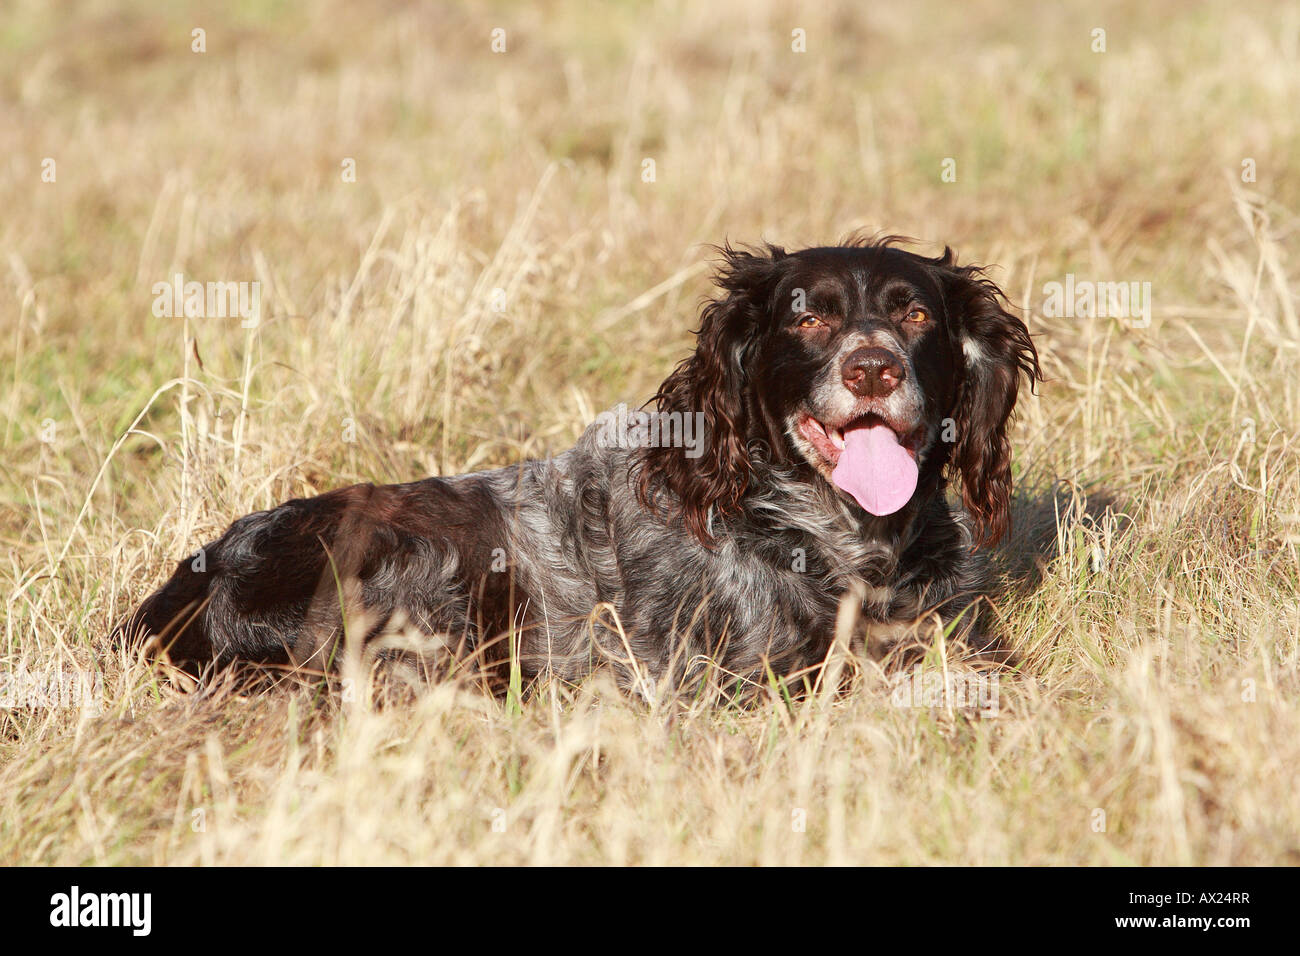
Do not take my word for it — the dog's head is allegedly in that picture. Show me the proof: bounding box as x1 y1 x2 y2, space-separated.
639 238 1041 546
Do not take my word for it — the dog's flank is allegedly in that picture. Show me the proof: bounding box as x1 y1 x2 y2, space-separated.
121 238 1041 692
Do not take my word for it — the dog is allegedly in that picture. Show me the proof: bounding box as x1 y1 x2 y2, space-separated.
121 237 1041 694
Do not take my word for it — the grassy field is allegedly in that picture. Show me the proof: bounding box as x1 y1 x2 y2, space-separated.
2 0 1298 865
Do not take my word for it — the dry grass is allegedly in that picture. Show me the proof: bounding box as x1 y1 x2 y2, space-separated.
2 0 1299 865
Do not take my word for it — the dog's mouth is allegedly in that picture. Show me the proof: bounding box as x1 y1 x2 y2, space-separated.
797 413 922 516
797 413 921 467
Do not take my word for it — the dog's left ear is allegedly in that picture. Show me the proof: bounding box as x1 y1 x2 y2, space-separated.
939 250 1042 546
638 243 786 544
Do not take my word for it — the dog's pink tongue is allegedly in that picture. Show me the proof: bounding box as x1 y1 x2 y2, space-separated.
831 424 918 516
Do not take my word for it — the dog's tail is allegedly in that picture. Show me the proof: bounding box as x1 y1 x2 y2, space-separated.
113 553 229 670
114 484 393 672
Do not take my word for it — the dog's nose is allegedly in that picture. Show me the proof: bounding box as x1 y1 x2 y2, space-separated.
841 347 906 397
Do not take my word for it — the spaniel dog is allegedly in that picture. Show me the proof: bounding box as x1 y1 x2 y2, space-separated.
122 238 1040 694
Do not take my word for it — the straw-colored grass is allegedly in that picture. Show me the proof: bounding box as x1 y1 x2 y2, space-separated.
2 0 1298 864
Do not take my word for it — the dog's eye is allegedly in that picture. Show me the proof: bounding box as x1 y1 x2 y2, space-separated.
904 307 929 323
796 313 825 329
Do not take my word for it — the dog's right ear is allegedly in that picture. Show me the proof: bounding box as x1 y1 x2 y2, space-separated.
638 243 786 543
938 251 1041 546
